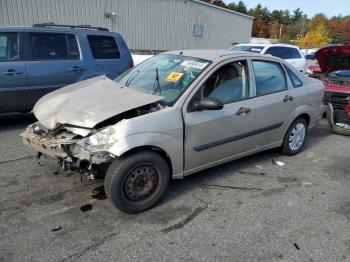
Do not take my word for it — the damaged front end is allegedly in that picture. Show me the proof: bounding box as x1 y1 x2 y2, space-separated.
20 75 164 177
20 122 115 178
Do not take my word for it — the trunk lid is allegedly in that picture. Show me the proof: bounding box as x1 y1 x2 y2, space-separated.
315 46 350 73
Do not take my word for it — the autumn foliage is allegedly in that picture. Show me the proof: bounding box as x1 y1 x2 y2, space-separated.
202 0 350 48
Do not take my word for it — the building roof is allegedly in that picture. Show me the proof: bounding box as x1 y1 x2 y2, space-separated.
191 0 254 20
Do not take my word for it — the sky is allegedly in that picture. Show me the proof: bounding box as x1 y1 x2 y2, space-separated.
223 0 349 18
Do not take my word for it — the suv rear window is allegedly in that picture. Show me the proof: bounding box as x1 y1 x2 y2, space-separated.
29 33 80 60
265 46 301 59
87 35 120 59
288 48 302 59
0 33 19 62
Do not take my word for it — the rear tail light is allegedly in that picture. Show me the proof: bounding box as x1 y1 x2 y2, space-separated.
346 103 350 116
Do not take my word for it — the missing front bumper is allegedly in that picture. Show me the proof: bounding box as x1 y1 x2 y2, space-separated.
20 125 113 164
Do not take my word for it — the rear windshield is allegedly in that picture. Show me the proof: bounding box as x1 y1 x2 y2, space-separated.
230 45 263 53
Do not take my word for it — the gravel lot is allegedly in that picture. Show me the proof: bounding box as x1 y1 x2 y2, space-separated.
0 113 349 262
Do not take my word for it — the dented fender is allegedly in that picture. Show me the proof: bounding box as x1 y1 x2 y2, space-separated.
107 132 184 177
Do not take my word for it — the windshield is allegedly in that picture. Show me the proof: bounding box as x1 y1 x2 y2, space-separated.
115 54 211 105
230 45 263 53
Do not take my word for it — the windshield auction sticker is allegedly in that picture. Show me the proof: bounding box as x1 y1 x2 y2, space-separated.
181 60 208 70
165 72 184 83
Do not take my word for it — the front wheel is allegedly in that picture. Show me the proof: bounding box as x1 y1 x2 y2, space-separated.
104 151 170 214
281 118 308 156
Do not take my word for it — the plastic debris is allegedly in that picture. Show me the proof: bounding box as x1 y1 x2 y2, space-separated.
272 159 285 167
302 181 313 187
51 226 61 232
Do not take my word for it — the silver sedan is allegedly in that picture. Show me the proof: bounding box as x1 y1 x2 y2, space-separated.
21 50 325 213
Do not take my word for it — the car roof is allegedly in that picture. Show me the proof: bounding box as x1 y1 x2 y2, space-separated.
0 26 118 36
234 43 300 49
162 49 271 61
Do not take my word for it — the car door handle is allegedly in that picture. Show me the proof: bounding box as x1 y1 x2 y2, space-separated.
68 66 86 72
3 69 24 76
236 107 251 115
283 95 294 102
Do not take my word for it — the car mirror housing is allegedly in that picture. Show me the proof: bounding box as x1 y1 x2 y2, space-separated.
191 97 223 112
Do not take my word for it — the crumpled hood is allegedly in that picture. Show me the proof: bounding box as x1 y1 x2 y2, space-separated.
316 46 350 73
34 75 163 130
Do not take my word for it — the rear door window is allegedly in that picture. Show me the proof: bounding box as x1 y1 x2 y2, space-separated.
29 33 80 60
0 33 19 62
87 35 120 59
252 60 287 95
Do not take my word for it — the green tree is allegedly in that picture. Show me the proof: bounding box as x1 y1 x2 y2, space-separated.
228 1 247 14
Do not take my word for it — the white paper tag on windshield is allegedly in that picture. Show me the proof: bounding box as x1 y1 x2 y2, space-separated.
181 60 208 69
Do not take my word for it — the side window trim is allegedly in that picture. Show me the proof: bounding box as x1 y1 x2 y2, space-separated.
251 59 288 97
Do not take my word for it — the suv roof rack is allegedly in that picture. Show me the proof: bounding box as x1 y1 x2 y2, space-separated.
32 23 109 31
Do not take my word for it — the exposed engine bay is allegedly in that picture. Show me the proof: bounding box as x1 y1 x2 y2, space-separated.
21 102 162 178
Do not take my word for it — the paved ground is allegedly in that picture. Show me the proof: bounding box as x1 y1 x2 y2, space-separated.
0 113 349 262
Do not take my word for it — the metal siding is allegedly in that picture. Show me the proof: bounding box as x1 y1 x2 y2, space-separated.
0 0 252 50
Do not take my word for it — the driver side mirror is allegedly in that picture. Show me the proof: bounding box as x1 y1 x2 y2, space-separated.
190 97 224 112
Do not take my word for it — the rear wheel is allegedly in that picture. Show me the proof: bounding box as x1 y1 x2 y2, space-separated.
104 151 170 214
281 117 308 155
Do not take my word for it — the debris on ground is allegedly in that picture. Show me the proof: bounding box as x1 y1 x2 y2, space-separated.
51 226 61 232
272 159 286 167
238 171 265 176
90 185 107 200
199 184 263 191
293 243 300 250
80 204 93 212
302 181 313 187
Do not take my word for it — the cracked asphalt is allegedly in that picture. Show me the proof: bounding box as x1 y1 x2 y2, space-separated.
0 113 349 262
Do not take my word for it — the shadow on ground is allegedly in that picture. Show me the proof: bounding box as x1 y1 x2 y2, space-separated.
0 113 36 130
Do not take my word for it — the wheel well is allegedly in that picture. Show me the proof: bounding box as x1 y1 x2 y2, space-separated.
297 113 310 126
119 146 173 175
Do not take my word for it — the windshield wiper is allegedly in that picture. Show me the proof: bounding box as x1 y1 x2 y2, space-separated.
152 68 161 95
125 69 139 87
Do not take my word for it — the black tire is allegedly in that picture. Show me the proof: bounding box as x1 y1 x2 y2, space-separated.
281 117 308 156
104 151 170 214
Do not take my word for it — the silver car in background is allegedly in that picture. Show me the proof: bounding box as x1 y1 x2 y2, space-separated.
21 50 324 213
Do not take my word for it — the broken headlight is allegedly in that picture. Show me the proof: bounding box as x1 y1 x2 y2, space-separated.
77 127 117 152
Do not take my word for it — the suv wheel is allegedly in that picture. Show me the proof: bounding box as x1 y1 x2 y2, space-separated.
281 118 308 155
104 151 170 214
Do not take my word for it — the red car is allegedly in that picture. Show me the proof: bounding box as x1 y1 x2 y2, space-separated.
307 46 350 135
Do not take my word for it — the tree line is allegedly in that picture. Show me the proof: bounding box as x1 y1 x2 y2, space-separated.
202 0 350 48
